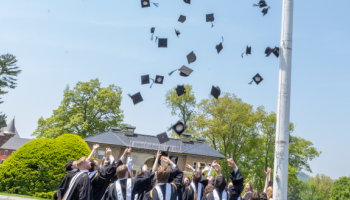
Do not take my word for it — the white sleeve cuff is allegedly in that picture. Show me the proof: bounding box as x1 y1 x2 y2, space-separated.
192 169 196 173
109 156 115 165
234 167 239 173
172 164 177 170
119 156 124 163
207 166 213 177
127 157 133 171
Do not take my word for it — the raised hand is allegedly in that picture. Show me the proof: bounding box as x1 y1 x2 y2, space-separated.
226 158 237 169
211 160 218 167
186 164 194 171
127 147 132 155
202 165 211 173
264 167 272 175
214 164 221 174
160 156 174 165
156 150 162 158
93 144 99 150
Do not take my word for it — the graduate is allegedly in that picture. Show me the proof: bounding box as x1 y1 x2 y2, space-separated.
101 163 152 200
54 160 79 200
182 171 205 200
227 158 244 200
63 157 93 200
89 147 130 200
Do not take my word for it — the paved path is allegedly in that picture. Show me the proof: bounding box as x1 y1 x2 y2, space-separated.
0 195 36 200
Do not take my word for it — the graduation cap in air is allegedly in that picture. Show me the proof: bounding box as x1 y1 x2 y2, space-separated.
156 38 168 48
176 85 186 96
155 75 164 84
206 14 215 28
157 132 170 144
141 0 150 8
211 86 221 99
169 120 187 135
168 66 193 77
187 51 197 64
253 0 268 8
150 27 156 40
128 92 143 104
174 29 181 38
183 0 190 4
178 15 186 23
265 46 279 58
169 155 178 165
216 37 224 54
249 73 263 85
141 75 150 85
262 7 271 16
242 46 252 58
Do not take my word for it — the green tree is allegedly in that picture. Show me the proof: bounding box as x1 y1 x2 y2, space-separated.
32 79 125 138
330 176 350 200
306 174 333 200
0 134 91 196
0 112 6 126
0 54 22 104
165 84 196 137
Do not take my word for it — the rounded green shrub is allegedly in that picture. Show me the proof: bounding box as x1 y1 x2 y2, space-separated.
0 134 91 195
330 176 350 200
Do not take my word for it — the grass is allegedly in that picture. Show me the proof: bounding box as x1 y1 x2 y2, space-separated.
0 192 49 200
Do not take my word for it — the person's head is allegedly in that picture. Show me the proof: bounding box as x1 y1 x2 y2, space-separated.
64 160 77 171
89 159 99 172
183 176 190 186
156 165 171 184
77 157 91 171
207 176 215 185
249 191 260 200
245 182 253 192
267 186 273 200
227 182 233 189
116 165 129 179
214 176 226 191
192 171 202 184
204 185 214 195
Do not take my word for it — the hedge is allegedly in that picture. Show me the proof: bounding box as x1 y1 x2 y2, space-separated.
0 134 91 196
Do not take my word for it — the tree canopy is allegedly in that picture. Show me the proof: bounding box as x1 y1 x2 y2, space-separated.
32 79 125 138
0 54 22 104
330 176 350 200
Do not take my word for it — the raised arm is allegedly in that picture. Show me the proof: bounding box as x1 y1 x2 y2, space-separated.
152 150 161 173
202 165 211 176
87 144 99 160
263 167 271 193
185 164 195 173
227 158 244 200
126 148 133 172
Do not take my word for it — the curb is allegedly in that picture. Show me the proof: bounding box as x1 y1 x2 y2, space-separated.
0 195 36 200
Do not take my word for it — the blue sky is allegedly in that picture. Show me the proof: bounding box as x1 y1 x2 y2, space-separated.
1 0 349 179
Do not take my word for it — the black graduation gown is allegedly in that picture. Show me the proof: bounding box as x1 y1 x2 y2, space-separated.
54 170 80 200
182 182 205 200
228 169 244 200
144 183 178 200
242 193 251 200
69 173 93 200
135 169 155 200
91 160 120 200
168 165 184 200
201 189 228 200
101 170 152 200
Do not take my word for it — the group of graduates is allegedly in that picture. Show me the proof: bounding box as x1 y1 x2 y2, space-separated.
54 144 273 200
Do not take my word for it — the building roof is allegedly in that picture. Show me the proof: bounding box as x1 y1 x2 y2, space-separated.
84 131 225 158
0 137 31 150
3 119 16 135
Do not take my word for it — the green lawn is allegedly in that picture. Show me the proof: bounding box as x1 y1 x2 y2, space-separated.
0 192 50 200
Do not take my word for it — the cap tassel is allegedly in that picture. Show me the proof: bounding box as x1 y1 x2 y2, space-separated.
150 78 155 88
168 69 178 76
241 53 244 58
127 94 133 99
248 80 254 85
253 3 259 7
211 22 214 28
151 33 154 40
152 2 159 7
155 36 158 44
222 36 224 43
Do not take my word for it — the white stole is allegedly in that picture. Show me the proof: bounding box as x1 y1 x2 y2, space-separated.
63 172 84 200
190 182 202 200
155 183 172 200
213 189 227 200
115 179 132 200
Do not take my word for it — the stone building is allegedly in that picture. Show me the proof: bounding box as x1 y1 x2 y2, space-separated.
0 119 21 147
84 127 224 176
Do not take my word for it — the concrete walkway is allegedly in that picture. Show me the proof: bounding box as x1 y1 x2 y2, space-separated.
0 195 36 200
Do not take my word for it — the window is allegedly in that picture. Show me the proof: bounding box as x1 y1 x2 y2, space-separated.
193 162 197 170
208 163 211 167
3 150 8 156
200 163 206 170
97 150 105 159
0 159 4 165
4 135 8 141
12 151 15 155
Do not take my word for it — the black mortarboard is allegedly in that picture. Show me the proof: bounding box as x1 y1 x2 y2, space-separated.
206 14 215 27
179 66 193 77
176 85 186 96
211 86 221 99
64 160 74 171
141 0 150 8
150 27 155 40
273 46 279 58
187 51 197 64
253 0 268 8
252 73 263 85
169 156 178 165
246 46 251 55
158 38 167 48
265 47 274 57
155 75 164 84
170 120 187 135
216 43 223 54
128 92 143 104
262 7 270 16
141 75 150 85
175 29 181 38
178 15 186 23
157 132 169 144
183 0 190 4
